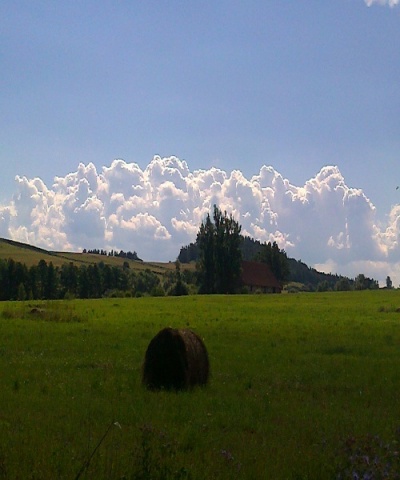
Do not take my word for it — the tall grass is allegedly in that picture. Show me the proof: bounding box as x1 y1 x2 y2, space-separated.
0 291 399 478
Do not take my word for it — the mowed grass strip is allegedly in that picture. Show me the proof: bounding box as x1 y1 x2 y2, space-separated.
0 291 399 479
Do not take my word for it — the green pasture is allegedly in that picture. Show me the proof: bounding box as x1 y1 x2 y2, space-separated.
0 291 400 479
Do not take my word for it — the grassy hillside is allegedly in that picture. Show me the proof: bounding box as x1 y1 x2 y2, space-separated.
0 290 400 478
0 238 59 267
0 237 178 275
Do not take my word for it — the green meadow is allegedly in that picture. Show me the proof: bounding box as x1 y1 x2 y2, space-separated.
0 290 400 479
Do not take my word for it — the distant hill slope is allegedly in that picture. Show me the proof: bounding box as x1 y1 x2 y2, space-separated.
0 238 55 255
0 238 177 275
0 238 59 267
286 257 352 290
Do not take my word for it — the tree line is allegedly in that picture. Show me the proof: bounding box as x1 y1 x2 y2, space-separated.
0 258 166 301
82 248 142 261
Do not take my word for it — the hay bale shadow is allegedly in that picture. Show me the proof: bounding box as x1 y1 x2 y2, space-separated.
142 328 209 391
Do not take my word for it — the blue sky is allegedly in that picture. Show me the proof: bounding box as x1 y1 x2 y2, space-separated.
1 0 400 283
2 1 399 206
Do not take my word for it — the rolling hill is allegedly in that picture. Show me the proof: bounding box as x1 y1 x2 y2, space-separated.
0 237 177 276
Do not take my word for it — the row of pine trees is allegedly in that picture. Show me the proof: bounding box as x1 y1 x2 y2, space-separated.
0 258 163 301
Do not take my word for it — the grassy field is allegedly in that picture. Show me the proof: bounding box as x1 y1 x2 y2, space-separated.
0 290 400 479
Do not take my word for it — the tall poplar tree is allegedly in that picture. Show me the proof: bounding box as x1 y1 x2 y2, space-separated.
196 205 242 294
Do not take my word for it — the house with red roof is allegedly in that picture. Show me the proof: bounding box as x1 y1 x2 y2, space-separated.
240 260 282 293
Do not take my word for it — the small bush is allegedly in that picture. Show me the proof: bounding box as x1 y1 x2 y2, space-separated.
130 424 192 480
168 281 189 296
378 305 400 313
336 429 400 479
1 302 86 323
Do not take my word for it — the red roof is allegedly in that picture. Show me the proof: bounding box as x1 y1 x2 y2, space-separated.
241 261 282 292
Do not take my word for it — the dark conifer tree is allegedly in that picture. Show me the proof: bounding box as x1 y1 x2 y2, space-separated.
196 205 242 294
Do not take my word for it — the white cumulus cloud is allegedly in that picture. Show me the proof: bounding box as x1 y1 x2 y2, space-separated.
0 155 399 285
364 0 399 6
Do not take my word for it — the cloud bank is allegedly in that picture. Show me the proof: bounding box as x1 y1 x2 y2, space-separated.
0 156 399 285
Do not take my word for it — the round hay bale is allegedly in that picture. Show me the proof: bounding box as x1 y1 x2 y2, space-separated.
142 327 209 391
